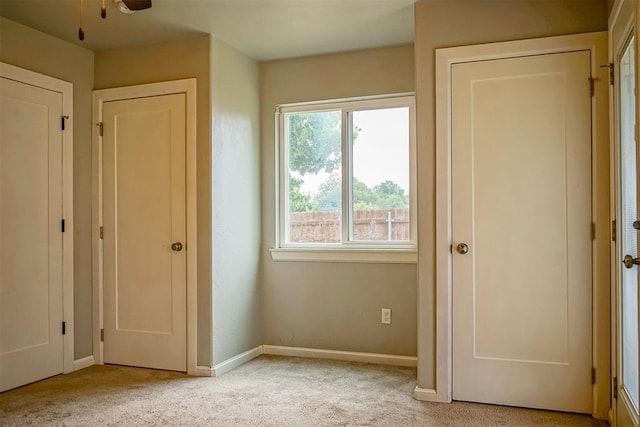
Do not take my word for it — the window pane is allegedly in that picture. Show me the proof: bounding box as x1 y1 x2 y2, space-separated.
285 110 342 243
619 36 638 410
351 107 410 241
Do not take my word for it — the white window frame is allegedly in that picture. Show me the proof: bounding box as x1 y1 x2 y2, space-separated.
271 94 417 264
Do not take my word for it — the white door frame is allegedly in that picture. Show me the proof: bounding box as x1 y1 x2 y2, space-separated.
414 32 610 419
92 79 197 375
0 62 74 375
609 0 638 425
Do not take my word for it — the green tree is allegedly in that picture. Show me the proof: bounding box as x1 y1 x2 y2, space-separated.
287 111 341 175
287 110 373 210
288 174 315 212
373 180 405 197
313 175 408 211
314 174 342 211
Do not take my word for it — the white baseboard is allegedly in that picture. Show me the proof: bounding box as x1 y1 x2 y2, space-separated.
262 345 417 367
414 386 450 403
195 366 215 377
212 345 264 377
73 355 95 371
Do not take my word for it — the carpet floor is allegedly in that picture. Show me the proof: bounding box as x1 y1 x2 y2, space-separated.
0 355 608 426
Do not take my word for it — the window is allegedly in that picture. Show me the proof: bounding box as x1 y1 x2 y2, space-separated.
275 95 416 257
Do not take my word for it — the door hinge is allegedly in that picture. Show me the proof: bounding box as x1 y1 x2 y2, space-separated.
591 222 596 241
61 115 69 131
591 367 596 385
100 328 104 342
62 321 66 335
601 63 614 86
61 219 66 233
98 122 104 137
613 376 618 399
589 77 595 97
99 226 104 239
612 220 617 242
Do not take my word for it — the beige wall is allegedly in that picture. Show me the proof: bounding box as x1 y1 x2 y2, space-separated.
210 37 262 364
0 18 95 359
94 35 213 365
414 0 609 389
260 44 418 356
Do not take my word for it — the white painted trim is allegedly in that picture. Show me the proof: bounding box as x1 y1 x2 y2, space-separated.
213 346 264 377
195 366 214 377
0 62 75 376
609 2 638 425
91 87 102 365
92 79 198 375
262 345 417 367
427 32 610 415
620 389 640 427
73 355 95 371
413 387 442 402
276 94 417 251
609 407 616 427
269 248 417 264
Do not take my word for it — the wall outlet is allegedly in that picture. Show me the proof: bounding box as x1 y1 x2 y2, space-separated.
381 308 391 324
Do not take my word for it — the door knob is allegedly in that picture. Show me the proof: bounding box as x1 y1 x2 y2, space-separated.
171 242 183 252
456 243 469 255
622 254 640 269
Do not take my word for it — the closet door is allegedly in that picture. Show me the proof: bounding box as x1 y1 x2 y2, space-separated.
0 76 64 392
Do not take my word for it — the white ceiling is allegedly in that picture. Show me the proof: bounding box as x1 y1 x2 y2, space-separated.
0 0 416 60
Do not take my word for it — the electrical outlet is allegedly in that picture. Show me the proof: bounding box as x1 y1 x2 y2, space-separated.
381 308 391 324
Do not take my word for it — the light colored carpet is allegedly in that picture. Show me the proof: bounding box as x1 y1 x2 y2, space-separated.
0 355 607 426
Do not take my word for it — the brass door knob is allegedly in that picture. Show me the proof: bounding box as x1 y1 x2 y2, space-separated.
456 243 469 255
171 242 183 252
622 254 640 269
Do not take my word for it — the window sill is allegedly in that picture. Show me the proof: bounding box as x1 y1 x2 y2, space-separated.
269 248 417 264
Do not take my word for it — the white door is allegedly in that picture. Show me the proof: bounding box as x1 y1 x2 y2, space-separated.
611 1 639 425
102 93 187 372
0 77 64 391
451 51 593 413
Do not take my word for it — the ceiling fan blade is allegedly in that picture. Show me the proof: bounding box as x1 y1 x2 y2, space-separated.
122 0 152 11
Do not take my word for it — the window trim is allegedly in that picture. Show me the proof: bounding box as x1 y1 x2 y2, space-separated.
274 93 417 259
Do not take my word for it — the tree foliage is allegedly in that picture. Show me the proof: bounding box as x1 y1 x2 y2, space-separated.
288 174 315 212
286 110 407 213
373 180 405 197
308 175 408 212
287 111 341 175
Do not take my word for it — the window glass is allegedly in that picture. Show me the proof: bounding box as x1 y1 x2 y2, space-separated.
280 96 414 248
285 110 341 243
351 107 410 241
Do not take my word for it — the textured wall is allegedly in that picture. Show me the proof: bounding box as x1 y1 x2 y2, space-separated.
260 44 418 357
210 36 262 365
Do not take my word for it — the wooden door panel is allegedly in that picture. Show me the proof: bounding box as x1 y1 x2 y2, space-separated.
103 93 186 372
452 51 592 413
0 77 64 391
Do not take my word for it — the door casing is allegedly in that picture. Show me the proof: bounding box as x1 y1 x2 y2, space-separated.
609 0 639 425
0 62 74 378
414 32 611 420
92 79 197 375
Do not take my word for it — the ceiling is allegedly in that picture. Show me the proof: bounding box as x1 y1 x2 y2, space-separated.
0 0 416 61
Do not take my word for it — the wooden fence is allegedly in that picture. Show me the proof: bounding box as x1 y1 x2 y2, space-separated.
289 208 409 243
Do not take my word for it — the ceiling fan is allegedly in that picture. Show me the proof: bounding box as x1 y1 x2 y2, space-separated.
79 0 152 40
113 0 153 14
